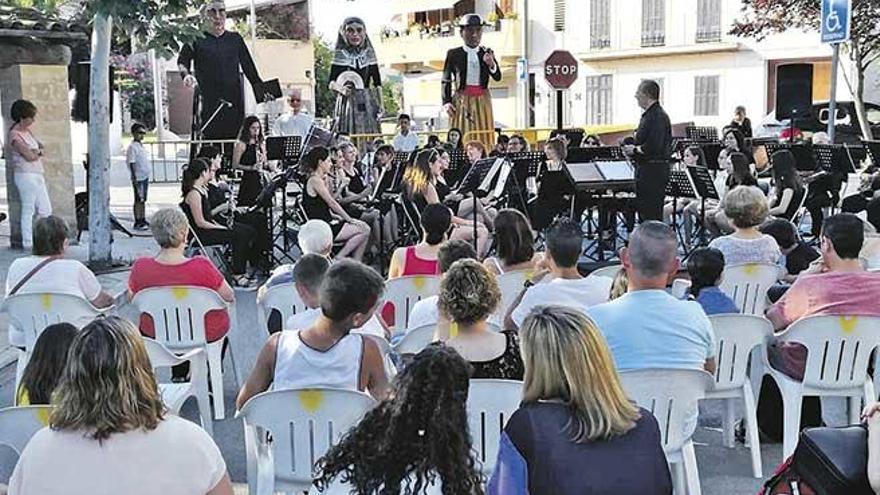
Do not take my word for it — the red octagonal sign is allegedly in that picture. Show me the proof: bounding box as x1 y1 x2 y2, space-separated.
544 50 579 89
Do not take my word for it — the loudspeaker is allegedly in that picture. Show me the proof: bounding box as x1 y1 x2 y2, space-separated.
71 62 115 123
775 64 813 121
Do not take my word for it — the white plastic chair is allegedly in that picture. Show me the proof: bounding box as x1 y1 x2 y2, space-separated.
706 315 773 478
256 282 308 333
131 286 238 421
236 388 377 495
2 292 111 388
587 264 622 280
142 338 213 437
763 315 880 459
393 324 436 355
467 379 523 477
384 275 441 334
493 270 532 322
619 369 713 495
718 263 783 315
0 405 53 457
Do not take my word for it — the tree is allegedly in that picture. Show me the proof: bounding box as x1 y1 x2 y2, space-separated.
112 54 155 130
313 37 336 119
81 0 205 268
731 0 880 140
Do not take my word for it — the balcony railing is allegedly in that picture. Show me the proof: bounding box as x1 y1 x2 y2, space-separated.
641 33 665 47
696 27 722 43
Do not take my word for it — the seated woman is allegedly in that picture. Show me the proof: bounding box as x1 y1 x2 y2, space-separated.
686 247 739 315
300 147 371 261
388 203 450 278
666 145 707 244
768 149 806 222
8 317 233 495
335 141 383 249
181 159 260 286
16 323 77 406
708 185 782 266
508 134 529 153
529 139 575 232
581 134 602 147
488 306 672 495
437 259 523 380
484 208 542 275
231 116 275 207
444 127 463 152
403 148 489 257
313 344 482 494
440 145 496 230
5 216 113 348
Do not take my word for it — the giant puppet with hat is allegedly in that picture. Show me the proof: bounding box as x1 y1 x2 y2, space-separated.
441 14 502 150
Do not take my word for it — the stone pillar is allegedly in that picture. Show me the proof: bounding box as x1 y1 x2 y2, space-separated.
0 64 76 247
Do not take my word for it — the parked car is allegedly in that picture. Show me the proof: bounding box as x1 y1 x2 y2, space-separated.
754 101 880 144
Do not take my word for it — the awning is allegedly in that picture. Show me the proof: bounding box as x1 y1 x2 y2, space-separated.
393 0 457 14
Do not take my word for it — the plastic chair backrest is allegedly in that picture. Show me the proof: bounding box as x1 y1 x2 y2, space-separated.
494 270 532 319
142 338 189 369
618 369 712 453
588 264 622 280
237 388 376 487
708 315 773 391
719 263 782 315
393 324 436 355
0 406 53 456
777 315 880 390
3 292 102 351
384 275 441 331
131 286 226 349
257 282 308 333
467 379 523 474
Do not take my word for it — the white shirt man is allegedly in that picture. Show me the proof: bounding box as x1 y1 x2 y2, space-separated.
392 115 419 152
273 89 313 138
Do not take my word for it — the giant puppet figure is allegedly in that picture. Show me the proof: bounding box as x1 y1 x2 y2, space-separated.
441 14 501 149
177 0 270 141
330 17 383 135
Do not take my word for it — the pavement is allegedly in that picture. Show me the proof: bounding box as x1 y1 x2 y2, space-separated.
0 156 785 494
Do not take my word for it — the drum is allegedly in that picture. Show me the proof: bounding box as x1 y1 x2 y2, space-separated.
302 125 336 155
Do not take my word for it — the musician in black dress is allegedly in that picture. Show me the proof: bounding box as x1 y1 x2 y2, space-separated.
232 116 275 207
529 139 574 232
300 147 371 261
623 80 672 222
335 141 383 248
180 159 260 286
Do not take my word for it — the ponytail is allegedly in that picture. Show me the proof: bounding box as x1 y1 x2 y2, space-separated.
181 158 209 197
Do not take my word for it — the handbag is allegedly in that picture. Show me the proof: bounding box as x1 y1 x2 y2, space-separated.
793 425 873 495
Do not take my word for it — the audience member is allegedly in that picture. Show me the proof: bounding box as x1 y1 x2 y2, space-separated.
760 218 819 278
686 247 739 315
588 221 716 373
407 240 478 332
388 203 450 278
863 402 880 494
392 114 419 152
5 216 113 348
8 317 233 495
488 307 672 495
766 214 880 380
263 219 334 290
506 219 611 330
16 323 77 406
237 260 390 406
708 186 781 266
438 259 523 380
608 268 628 300
484 208 542 275
126 123 150 230
7 99 52 250
313 344 482 494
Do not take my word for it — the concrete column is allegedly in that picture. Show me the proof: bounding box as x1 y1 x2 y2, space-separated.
0 64 76 247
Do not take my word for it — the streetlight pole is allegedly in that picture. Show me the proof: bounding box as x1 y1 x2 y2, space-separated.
519 0 529 128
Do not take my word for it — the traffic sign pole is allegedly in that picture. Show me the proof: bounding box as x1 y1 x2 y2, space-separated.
556 90 564 131
821 0 851 143
828 44 839 142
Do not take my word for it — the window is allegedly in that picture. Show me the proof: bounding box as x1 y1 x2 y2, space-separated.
641 0 665 47
694 76 720 116
585 75 613 125
696 0 722 43
590 0 611 48
554 0 566 32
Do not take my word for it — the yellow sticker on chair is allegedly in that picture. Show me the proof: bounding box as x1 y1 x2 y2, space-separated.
743 264 758 276
412 276 426 291
839 316 858 334
171 287 189 300
449 322 459 339
298 390 324 413
40 294 52 310
34 408 51 427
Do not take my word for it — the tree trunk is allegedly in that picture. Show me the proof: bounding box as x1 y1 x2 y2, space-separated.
850 40 875 140
88 11 114 268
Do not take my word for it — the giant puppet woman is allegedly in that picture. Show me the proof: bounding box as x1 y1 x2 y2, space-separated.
330 17 383 135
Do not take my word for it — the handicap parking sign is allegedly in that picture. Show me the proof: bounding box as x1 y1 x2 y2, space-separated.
821 0 851 44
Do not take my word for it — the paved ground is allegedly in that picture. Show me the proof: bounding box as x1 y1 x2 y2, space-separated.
0 157 785 494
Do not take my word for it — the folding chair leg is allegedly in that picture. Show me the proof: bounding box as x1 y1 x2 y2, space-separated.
682 441 702 495
743 381 763 478
207 343 226 420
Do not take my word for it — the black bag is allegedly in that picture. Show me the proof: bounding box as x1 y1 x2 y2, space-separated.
792 425 873 495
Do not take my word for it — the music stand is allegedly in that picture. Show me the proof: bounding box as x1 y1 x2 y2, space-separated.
457 157 499 251
766 143 818 172
686 165 719 248
686 126 719 141
864 140 880 169
666 170 698 252
266 136 302 170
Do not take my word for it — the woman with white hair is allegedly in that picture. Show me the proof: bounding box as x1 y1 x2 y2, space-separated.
708 185 781 266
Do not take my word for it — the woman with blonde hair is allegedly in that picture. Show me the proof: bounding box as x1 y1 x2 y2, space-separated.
488 306 672 495
8 316 232 495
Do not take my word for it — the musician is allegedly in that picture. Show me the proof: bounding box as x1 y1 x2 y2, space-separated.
442 14 501 151
371 144 400 244
272 88 313 138
177 0 270 142
336 141 382 249
623 80 672 222
529 138 574 231
232 116 274 207
437 148 495 229
330 17 383 135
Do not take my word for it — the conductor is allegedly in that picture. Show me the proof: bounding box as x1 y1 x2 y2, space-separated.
623 80 671 222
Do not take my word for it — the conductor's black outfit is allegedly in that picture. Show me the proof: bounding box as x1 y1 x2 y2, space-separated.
633 101 672 222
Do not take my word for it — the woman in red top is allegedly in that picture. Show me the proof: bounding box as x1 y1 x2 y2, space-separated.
387 203 451 278
128 207 235 344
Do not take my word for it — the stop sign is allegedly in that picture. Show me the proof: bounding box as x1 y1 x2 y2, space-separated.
544 50 579 89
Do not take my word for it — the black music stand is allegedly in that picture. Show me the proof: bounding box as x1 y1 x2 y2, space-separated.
506 151 545 219
814 144 854 175
686 165 719 249
766 143 818 172
266 135 302 169
686 126 719 141
444 149 469 188
248 169 297 265
864 140 880 169
666 170 698 253
457 157 498 252
573 146 626 162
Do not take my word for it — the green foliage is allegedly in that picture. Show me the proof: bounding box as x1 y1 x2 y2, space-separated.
111 54 155 130
85 0 208 58
313 37 336 119
382 82 401 116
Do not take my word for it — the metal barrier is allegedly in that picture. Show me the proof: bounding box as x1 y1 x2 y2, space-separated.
144 139 236 183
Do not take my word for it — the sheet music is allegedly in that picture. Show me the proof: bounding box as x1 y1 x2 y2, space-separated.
596 161 634 181
492 161 513 199
477 158 504 194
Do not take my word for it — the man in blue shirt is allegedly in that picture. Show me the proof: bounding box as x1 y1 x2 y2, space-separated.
588 221 716 373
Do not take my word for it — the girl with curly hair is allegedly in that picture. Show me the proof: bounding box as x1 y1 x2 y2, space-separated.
313 343 484 494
